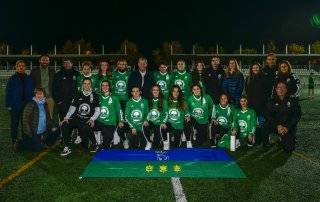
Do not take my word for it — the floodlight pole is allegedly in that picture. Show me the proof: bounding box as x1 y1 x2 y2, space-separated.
30 45 33 70
78 44 81 69
6 45 9 70
54 45 57 71
170 44 173 71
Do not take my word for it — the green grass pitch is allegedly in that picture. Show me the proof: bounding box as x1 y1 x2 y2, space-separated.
0 88 319 201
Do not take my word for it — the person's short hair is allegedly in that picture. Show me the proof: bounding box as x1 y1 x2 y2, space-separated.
15 60 26 66
275 81 288 89
39 54 50 60
34 87 46 96
82 77 92 84
266 53 276 58
62 58 73 63
82 61 93 69
138 57 148 63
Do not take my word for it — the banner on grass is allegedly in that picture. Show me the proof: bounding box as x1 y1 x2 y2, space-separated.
81 148 246 178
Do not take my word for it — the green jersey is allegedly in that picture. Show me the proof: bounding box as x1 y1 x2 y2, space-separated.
94 74 112 93
153 71 171 98
171 70 192 98
97 94 123 126
211 104 235 129
125 97 149 131
187 95 213 124
112 70 131 101
76 74 98 92
308 76 314 88
147 98 168 125
167 100 189 130
232 108 256 138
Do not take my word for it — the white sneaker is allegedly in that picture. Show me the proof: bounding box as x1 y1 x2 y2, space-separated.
123 139 129 149
60 146 71 157
187 141 193 148
163 141 170 150
145 142 152 150
74 136 82 144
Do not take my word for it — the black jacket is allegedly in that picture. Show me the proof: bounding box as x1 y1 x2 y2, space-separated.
127 70 155 99
203 67 225 103
52 68 79 104
274 73 301 98
30 66 56 97
265 95 301 131
245 73 266 116
261 65 277 100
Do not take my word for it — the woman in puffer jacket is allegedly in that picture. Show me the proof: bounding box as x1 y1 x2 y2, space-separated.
222 58 244 105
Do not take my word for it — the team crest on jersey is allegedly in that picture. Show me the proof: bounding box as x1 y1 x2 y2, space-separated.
78 103 91 116
287 102 291 107
286 78 291 83
116 80 126 92
239 120 247 132
73 76 76 80
169 109 180 121
217 116 227 125
157 80 167 90
100 107 109 119
149 109 160 121
193 108 204 118
247 115 250 119
175 79 185 88
131 110 142 122
218 74 222 79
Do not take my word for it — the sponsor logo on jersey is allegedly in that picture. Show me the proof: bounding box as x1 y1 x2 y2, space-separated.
116 80 126 92
78 103 91 116
192 108 204 118
149 109 160 121
131 110 142 122
217 116 228 125
239 120 248 133
287 102 291 107
100 107 109 119
287 78 291 83
168 109 180 121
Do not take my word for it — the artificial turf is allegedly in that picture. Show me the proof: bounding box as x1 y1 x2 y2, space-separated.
0 89 319 201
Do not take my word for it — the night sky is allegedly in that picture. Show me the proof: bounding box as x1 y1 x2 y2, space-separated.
1 0 320 55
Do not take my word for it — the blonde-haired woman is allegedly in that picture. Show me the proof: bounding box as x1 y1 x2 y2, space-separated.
222 58 244 105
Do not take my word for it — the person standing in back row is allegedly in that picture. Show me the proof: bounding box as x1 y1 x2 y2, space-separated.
30 55 55 118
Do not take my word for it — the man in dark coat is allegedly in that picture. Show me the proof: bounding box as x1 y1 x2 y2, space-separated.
6 60 34 148
127 57 155 99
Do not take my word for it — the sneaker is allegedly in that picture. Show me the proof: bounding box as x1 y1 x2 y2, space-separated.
210 139 217 148
163 141 170 150
123 139 129 149
247 142 254 147
145 142 152 150
187 141 193 148
90 145 99 153
60 146 71 157
74 136 82 144
236 139 241 148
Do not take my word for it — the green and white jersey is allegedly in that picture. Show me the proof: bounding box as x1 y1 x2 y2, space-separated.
211 104 235 129
153 71 171 98
125 97 149 131
97 93 123 126
112 70 131 101
94 74 112 93
76 73 98 92
232 108 257 138
171 70 192 98
167 100 189 130
187 94 213 124
147 98 168 125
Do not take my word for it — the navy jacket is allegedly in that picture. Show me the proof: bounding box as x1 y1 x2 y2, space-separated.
6 73 34 111
222 72 244 105
127 70 155 99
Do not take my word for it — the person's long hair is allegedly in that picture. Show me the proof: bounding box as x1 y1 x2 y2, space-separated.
149 84 163 111
168 85 186 111
225 58 241 77
190 83 204 105
98 60 112 80
192 60 205 84
277 60 293 76
246 62 262 86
